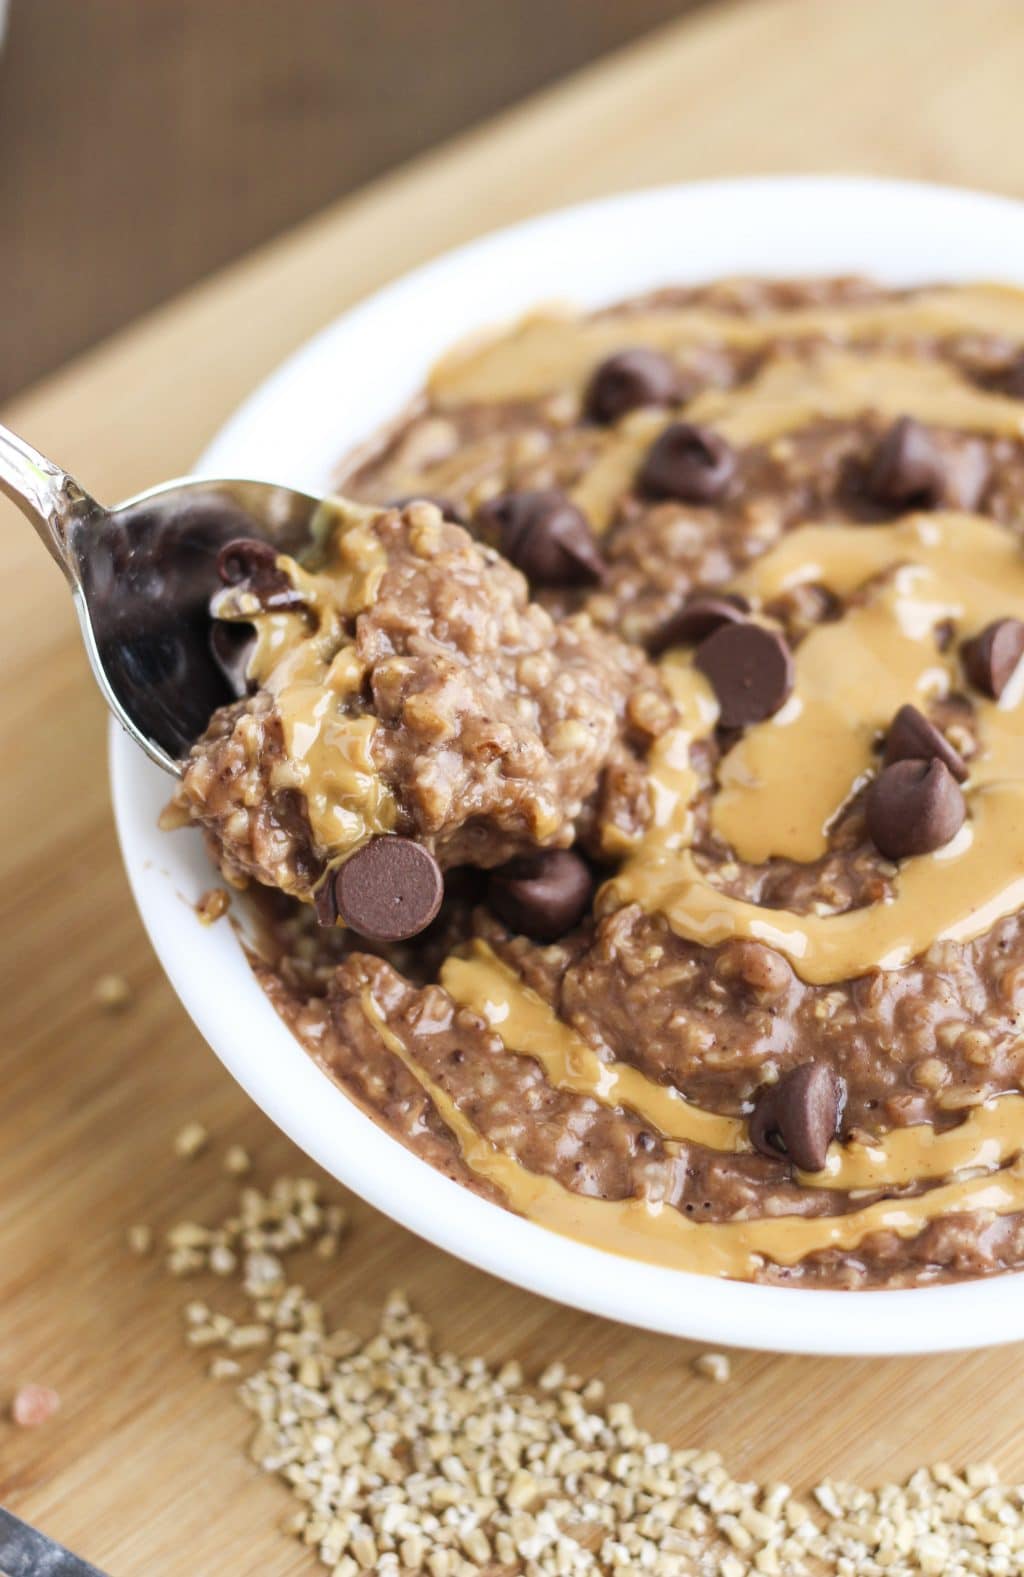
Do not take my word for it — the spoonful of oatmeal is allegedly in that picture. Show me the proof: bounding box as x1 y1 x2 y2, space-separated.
3 423 667 940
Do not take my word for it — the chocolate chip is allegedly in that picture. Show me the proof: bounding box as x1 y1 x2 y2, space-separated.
487 849 594 942
961 618 1024 699
217 537 277 584
215 536 304 611
866 758 966 860
865 418 946 509
648 593 750 654
389 493 468 525
883 703 967 782
332 837 443 941
637 422 737 504
750 1062 845 1173
865 417 988 512
694 622 794 728
209 620 257 699
475 490 605 586
584 348 681 424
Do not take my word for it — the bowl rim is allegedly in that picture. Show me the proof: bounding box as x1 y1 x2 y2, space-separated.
112 174 1024 1353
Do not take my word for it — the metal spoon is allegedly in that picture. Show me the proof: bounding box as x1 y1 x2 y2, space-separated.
0 422 321 775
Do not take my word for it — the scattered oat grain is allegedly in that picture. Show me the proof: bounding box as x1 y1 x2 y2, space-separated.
174 1121 209 1160
93 972 131 1010
209 1357 242 1382
223 1144 251 1176
126 1223 152 1256
692 1352 732 1384
209 1244 238 1276
167 1247 204 1277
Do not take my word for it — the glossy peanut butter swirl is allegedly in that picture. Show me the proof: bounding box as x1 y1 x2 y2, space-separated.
364 989 1024 1279
223 500 397 857
373 286 1024 1279
440 943 1024 1193
610 512 1024 982
428 284 1024 406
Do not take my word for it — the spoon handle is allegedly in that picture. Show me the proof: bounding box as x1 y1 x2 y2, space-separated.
0 422 99 577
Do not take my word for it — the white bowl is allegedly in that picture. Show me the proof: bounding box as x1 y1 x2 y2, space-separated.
112 176 1024 1354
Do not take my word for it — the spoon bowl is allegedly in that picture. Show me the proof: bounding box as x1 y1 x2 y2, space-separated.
0 424 321 771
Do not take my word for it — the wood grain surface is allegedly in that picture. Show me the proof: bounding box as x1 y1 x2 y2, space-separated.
5 1 1024 1572
0 0 698 400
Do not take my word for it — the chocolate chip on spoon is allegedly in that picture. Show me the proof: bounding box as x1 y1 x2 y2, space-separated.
215 536 305 610
648 593 749 654
961 617 1024 699
637 421 737 504
584 348 681 424
865 416 988 512
749 1062 846 1173
694 622 794 728
331 836 444 941
217 536 278 584
475 490 605 587
487 849 594 942
866 758 966 860
883 702 967 782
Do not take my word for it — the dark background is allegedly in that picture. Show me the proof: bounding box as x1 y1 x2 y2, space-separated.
1 0 700 402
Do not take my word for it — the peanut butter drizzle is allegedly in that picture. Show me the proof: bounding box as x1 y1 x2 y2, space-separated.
716 514 1024 863
362 991 1024 1277
814 1096 1024 1190
563 353 1024 536
440 940 1024 1193
568 410 665 533
427 285 1024 407
606 512 1024 986
396 430 521 508
688 351 1024 447
440 942 744 1152
614 812 1024 985
221 500 398 859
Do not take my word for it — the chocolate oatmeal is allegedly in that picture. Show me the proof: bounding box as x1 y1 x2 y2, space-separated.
172 277 1024 1289
172 501 667 928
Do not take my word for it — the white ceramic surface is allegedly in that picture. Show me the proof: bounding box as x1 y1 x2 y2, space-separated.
112 177 1024 1354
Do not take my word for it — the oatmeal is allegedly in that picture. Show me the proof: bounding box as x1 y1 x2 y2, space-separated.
173 500 666 936
172 277 1024 1289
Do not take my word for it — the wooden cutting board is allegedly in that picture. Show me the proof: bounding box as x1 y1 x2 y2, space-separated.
6 1 1024 1570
